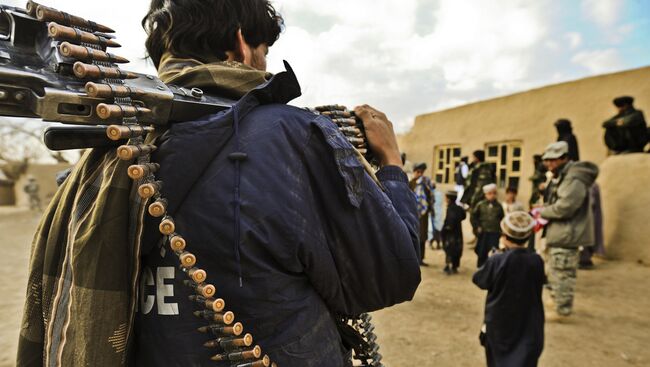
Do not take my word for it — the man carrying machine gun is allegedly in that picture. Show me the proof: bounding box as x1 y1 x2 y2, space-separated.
14 0 421 366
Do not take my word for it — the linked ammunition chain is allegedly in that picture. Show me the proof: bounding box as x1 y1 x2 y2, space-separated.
308 105 378 166
342 314 384 367
26 1 275 365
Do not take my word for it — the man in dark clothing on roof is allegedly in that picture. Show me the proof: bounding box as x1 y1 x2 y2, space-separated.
603 96 648 154
554 119 580 161
135 1 421 366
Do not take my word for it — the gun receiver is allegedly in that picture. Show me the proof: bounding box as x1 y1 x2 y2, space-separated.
0 3 234 130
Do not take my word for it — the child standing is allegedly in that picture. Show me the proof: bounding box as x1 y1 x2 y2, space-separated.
471 184 505 268
473 211 545 367
503 187 525 214
472 184 505 268
441 190 466 274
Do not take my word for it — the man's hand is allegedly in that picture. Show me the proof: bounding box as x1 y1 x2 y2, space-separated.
354 105 402 167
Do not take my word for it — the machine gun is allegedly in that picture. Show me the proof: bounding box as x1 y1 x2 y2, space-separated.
0 2 383 366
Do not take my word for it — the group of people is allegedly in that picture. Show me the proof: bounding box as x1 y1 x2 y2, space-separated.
409 148 525 272
406 97 640 366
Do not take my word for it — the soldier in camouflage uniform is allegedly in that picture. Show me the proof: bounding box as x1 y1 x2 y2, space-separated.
23 176 41 211
539 142 598 321
462 150 496 240
462 150 495 209
472 184 505 268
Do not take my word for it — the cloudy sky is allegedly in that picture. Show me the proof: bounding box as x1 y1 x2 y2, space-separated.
5 0 650 132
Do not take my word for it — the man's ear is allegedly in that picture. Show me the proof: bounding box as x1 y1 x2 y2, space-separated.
234 29 253 66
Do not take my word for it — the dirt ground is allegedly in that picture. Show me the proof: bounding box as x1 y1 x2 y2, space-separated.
1 209 649 367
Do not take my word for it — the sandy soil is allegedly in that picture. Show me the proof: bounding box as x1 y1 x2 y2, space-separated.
1 209 649 367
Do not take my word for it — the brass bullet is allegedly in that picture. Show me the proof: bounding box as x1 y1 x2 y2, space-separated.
203 333 253 349
187 268 207 283
188 296 225 312
59 42 128 63
128 163 160 180
86 82 145 99
138 181 161 199
211 345 262 361
148 198 168 217
73 62 137 80
198 322 243 337
183 280 217 298
35 4 114 33
234 355 271 367
169 235 186 252
106 125 153 141
48 23 120 48
159 216 175 235
178 251 196 268
97 103 151 120
116 144 156 161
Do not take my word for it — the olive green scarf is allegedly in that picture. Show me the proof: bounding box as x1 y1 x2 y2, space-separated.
158 53 272 99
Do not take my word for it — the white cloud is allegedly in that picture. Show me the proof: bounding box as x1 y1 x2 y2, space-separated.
565 32 583 49
269 0 549 131
581 0 623 27
571 48 624 73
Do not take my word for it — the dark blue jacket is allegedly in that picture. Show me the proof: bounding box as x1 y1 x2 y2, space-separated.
135 66 421 366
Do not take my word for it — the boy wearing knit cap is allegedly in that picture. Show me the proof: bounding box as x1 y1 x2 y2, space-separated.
473 211 545 367
472 183 505 268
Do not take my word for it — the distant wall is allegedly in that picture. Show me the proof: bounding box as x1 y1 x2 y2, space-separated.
599 154 650 264
400 66 650 202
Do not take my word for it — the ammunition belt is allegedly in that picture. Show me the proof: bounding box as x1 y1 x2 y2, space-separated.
27 1 275 365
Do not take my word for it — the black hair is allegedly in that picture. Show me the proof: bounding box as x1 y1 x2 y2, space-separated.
613 96 634 108
142 0 284 68
554 119 572 134
505 235 529 245
473 150 485 162
506 187 518 194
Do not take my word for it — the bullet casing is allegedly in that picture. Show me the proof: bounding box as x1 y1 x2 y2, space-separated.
159 217 175 235
116 144 156 161
35 4 114 32
128 163 160 180
211 345 262 361
186 268 207 283
137 181 162 199
59 42 128 63
148 198 168 217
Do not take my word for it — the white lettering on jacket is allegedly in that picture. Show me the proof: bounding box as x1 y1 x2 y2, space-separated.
140 266 179 316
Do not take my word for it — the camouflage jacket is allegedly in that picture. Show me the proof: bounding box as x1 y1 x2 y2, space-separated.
471 199 505 234
461 162 496 207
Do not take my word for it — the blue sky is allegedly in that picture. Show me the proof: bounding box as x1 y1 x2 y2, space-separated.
4 0 650 132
